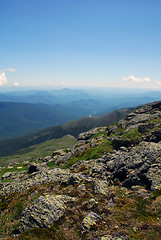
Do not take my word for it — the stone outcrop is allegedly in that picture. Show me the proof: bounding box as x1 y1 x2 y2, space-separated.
0 100 161 239
0 168 85 196
105 141 161 190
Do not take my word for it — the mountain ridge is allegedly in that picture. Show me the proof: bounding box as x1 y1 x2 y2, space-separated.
1 88 161 140
0 107 135 157
0 100 161 239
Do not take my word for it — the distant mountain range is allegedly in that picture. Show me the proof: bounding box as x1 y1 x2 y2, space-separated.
0 100 105 140
0 88 161 140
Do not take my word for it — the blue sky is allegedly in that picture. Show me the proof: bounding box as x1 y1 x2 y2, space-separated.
0 0 161 89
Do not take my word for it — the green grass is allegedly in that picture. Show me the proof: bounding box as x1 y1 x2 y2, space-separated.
0 135 76 167
122 128 142 142
47 161 58 168
13 202 23 220
90 130 108 139
0 164 28 180
63 140 113 169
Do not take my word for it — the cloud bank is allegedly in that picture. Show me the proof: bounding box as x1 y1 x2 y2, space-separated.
122 75 161 88
7 68 16 72
13 82 20 86
123 75 151 83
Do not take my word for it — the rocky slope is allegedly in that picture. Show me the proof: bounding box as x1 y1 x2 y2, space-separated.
0 101 161 240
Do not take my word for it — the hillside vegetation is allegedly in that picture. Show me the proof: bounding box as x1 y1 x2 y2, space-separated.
0 107 135 157
0 100 108 140
0 135 76 168
0 101 161 240
1 88 161 140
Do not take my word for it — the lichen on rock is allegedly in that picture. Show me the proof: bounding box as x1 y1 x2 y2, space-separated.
81 211 101 233
20 194 76 232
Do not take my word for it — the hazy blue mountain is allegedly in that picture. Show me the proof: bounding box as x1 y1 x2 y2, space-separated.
0 107 135 157
0 88 161 140
0 89 91 104
0 100 103 140
1 88 161 106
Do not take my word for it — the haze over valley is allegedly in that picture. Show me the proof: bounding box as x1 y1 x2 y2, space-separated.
0 88 161 141
0 1 161 239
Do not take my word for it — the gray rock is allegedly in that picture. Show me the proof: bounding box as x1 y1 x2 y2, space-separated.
2 172 14 180
86 198 98 209
146 162 161 191
81 211 101 233
52 150 66 158
42 156 52 162
54 152 72 165
99 235 129 240
105 141 161 190
23 161 30 166
151 101 161 110
1 171 26 181
28 190 38 199
28 164 39 174
61 174 82 186
2 172 13 179
107 126 118 136
117 113 152 130
152 130 161 141
138 123 157 133
111 137 132 149
0 168 85 196
20 194 76 232
94 179 109 195
78 127 107 141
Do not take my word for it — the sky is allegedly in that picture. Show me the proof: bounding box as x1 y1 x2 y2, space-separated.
0 0 161 89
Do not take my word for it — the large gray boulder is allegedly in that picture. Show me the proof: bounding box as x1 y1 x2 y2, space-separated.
20 194 76 232
105 141 161 190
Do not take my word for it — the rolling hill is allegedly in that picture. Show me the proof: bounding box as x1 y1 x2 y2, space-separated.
0 107 135 157
0 88 161 140
0 99 111 140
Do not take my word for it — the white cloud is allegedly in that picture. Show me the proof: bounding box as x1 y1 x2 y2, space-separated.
61 81 67 85
0 68 17 86
123 75 152 83
13 82 20 86
154 81 161 85
0 72 8 86
7 68 16 72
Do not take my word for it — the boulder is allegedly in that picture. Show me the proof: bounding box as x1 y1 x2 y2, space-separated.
138 123 156 133
55 152 72 165
20 195 76 232
151 101 161 110
78 127 106 141
1 171 26 180
111 137 132 149
105 141 161 190
27 164 39 174
117 112 152 131
2 172 14 180
146 163 161 191
152 130 161 141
